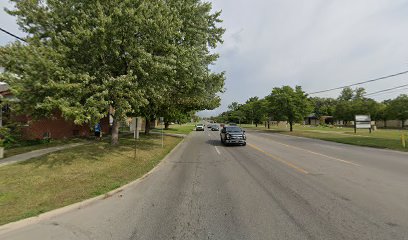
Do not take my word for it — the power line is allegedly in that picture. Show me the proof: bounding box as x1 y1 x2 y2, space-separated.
364 86 408 97
0 27 26 43
363 83 408 97
366 87 408 97
308 70 408 95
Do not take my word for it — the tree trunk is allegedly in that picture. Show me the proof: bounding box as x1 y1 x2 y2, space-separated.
111 117 120 145
255 123 258 127
145 118 151 135
384 119 387 128
289 121 293 132
402 120 405 129
165 122 170 130
268 121 270 129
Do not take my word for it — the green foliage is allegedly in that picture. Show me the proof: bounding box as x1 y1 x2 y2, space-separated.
228 102 240 112
241 97 267 125
387 94 408 127
0 123 22 147
310 97 337 118
266 86 312 131
0 0 225 144
333 87 381 123
334 100 354 122
337 87 354 101
219 87 407 130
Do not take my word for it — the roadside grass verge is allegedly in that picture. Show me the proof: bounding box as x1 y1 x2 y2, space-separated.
241 124 408 152
0 134 182 226
284 130 408 152
4 138 88 158
152 124 195 135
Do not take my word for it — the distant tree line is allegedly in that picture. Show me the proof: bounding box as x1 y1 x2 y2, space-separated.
214 86 408 131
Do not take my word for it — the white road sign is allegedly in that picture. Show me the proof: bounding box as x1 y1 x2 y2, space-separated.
355 115 371 122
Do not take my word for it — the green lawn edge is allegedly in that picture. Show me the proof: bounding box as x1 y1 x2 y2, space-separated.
0 134 183 226
241 124 408 152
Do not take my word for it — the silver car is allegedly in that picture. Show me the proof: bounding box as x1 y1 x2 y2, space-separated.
196 123 205 131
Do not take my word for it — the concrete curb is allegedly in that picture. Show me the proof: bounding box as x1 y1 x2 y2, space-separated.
0 137 187 235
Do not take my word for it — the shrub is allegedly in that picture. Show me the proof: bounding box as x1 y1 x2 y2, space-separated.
0 123 23 148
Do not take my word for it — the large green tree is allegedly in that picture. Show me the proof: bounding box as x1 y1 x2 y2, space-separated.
376 100 392 128
310 97 337 119
139 0 225 134
0 0 225 144
334 87 354 124
334 87 381 125
241 97 267 127
266 86 311 132
388 94 408 128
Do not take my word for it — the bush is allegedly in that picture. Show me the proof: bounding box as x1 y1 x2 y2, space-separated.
0 123 23 148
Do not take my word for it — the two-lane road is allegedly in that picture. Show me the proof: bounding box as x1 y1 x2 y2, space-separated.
1 127 407 239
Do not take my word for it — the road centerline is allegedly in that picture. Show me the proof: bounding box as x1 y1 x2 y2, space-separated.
256 133 361 167
248 143 309 175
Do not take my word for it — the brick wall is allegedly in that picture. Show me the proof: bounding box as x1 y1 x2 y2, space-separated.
20 115 91 140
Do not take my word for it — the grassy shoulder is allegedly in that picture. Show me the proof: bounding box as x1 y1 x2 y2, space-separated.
4 138 88 158
241 124 408 152
0 134 182 226
152 124 195 135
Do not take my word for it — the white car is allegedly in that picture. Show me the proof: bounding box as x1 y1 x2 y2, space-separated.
196 124 205 131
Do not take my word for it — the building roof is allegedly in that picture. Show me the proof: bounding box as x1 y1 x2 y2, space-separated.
305 114 334 119
306 113 317 119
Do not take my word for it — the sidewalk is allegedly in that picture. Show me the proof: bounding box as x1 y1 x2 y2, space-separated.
150 131 188 138
0 143 85 167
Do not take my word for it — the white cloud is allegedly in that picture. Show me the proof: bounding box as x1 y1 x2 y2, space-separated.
199 0 408 117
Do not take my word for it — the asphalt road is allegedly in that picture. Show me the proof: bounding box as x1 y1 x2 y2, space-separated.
1 127 407 240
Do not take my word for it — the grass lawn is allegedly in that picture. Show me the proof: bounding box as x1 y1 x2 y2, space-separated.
4 138 88 158
0 134 182 226
152 123 195 135
241 124 408 152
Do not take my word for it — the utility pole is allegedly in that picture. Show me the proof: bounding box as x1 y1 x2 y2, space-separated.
160 117 164 148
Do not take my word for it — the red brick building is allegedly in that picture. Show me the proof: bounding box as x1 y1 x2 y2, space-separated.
0 81 111 140
15 114 93 140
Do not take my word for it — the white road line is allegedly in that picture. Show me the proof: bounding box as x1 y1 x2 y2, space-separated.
215 146 221 155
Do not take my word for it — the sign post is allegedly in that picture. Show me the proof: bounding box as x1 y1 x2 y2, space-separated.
355 115 372 134
131 117 141 160
131 117 141 140
160 117 164 148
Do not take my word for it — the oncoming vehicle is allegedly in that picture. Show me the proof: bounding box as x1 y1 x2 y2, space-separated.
211 124 220 131
220 126 246 146
196 123 204 131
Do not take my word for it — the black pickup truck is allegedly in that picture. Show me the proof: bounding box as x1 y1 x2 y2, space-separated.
220 126 246 146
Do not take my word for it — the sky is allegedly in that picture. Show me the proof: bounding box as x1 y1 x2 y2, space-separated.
1 0 408 117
